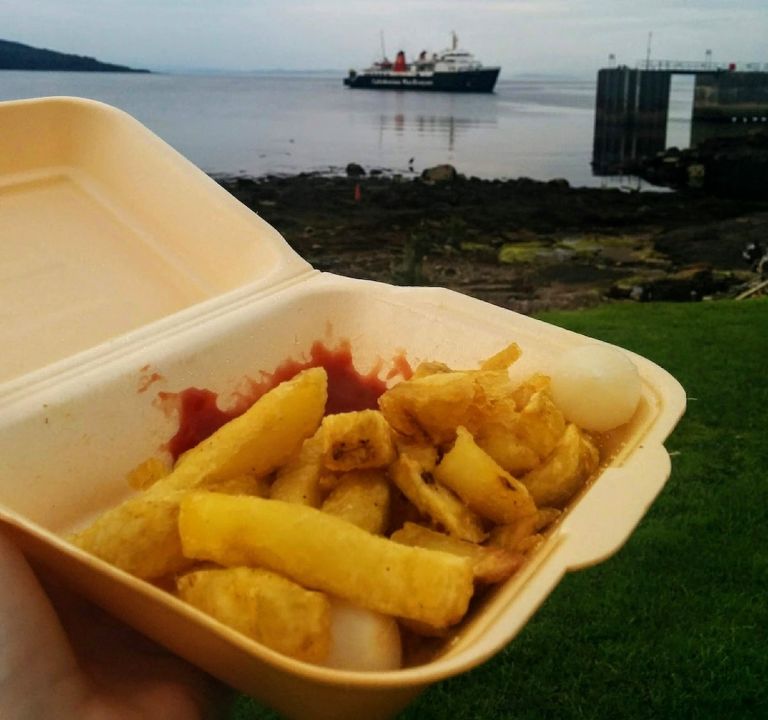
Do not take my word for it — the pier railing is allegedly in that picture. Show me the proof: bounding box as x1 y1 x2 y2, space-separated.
636 59 768 73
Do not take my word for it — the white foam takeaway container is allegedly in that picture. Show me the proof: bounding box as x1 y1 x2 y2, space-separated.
0 97 685 720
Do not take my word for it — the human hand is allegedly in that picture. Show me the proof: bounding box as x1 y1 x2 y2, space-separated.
0 529 230 720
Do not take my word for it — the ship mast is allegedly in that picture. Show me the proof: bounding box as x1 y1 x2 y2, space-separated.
380 30 386 61
451 31 458 50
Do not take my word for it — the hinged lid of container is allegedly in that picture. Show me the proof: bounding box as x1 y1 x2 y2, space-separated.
0 96 312 389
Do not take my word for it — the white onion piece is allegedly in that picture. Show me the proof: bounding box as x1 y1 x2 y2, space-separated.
550 344 641 432
323 598 402 671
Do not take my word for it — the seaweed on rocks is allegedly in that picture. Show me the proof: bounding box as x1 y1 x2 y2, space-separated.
216 167 768 313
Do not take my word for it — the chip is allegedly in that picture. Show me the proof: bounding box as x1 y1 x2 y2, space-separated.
389 453 486 543
177 566 331 663
270 428 325 507
320 470 390 534
479 342 522 371
126 456 170 491
179 492 475 629
71 367 328 578
514 389 567 461
488 508 562 552
379 371 477 445
521 423 599 507
433 426 537 525
321 409 396 471
391 522 523 584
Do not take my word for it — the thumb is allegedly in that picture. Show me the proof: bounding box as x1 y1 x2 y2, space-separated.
0 527 91 717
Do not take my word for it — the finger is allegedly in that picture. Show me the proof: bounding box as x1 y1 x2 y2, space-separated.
0 527 91 715
42 569 234 719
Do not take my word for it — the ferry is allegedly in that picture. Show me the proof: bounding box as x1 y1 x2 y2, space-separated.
344 33 500 93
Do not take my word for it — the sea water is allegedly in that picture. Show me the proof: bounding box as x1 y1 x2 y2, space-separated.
0 70 694 187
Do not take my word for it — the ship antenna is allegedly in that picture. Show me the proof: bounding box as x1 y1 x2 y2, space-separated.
451 31 458 50
380 30 386 60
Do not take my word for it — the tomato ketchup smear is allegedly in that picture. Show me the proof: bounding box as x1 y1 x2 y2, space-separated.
159 340 412 462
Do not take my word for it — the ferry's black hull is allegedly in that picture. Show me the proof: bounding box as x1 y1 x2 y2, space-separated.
344 68 500 93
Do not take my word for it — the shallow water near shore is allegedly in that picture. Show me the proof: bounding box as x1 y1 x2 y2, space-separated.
0 70 693 187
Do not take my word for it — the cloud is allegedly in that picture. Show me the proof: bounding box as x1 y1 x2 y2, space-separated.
0 0 765 73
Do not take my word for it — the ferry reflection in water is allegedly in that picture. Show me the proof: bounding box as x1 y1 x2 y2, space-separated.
360 79 599 184
377 111 497 153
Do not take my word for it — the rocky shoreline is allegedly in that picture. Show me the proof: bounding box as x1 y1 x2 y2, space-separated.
216 166 768 314
628 130 768 201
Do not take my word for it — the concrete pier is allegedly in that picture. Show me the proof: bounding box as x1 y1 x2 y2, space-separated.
592 67 671 174
592 66 768 176
694 72 768 122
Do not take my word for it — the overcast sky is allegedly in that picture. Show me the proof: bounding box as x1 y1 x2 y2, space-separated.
0 1 765 77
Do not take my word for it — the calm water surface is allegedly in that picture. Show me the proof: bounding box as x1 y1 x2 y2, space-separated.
0 71 693 187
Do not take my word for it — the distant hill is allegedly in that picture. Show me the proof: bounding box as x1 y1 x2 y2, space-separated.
0 39 149 72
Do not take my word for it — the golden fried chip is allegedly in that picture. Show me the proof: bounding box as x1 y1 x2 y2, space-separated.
179 492 475 628
398 617 452 639
378 371 476 445
474 424 541 475
511 373 550 409
463 371 519 432
126 456 170 491
516 534 545 555
169 366 328 488
321 410 395 471
270 427 325 507
488 515 537 552
514 389 567 461
317 469 343 494
463 373 566 471
434 426 537 525
71 488 188 579
71 473 276 580
487 508 561 553
71 368 328 579
479 342 522 371
411 360 453 379
320 470 390 534
393 435 439 473
391 522 523 584
389 453 486 543
535 506 563 531
521 423 599 507
72 474 270 579
380 365 536 452
205 473 272 498
177 566 331 663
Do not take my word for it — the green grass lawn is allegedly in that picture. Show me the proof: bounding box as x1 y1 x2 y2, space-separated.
231 298 768 720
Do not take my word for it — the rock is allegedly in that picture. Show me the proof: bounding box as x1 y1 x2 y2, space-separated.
654 212 768 269
631 131 768 199
421 164 457 183
611 266 743 302
687 163 705 189
346 162 366 177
